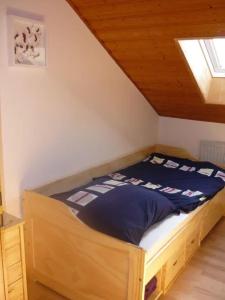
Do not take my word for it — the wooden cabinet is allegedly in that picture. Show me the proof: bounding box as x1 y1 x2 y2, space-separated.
0 213 27 300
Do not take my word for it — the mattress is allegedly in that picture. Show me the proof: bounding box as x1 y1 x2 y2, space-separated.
139 212 188 251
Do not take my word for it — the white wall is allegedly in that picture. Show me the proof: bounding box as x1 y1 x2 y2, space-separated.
0 0 158 216
159 117 225 157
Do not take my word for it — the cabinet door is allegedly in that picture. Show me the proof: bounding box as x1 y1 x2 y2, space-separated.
0 237 6 299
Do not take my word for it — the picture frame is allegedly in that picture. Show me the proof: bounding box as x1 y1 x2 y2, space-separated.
7 13 46 67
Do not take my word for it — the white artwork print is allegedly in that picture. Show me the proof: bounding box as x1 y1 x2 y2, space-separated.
103 180 127 186
197 168 214 177
150 156 165 164
182 190 203 197
160 187 181 194
215 170 225 182
109 173 126 180
179 165 196 172
143 182 162 190
67 191 97 206
86 184 114 194
164 160 179 169
125 178 144 185
8 14 46 66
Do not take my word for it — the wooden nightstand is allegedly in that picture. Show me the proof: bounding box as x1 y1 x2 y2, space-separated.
0 213 28 300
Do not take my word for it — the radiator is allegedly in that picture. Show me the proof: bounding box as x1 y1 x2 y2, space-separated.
199 141 225 165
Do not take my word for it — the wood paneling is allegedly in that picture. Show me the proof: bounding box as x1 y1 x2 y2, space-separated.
67 0 225 123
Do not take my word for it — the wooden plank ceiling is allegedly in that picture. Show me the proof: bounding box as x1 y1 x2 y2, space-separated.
68 0 225 123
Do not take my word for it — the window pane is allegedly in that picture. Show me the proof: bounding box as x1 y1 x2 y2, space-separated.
212 39 225 69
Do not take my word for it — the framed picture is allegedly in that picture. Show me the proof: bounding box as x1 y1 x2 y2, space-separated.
8 14 46 67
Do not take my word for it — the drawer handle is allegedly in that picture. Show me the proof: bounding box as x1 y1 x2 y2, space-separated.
173 260 178 266
191 239 195 244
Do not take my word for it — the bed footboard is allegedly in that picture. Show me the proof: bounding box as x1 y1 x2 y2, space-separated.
24 191 145 300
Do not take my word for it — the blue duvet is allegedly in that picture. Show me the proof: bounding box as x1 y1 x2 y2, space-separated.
52 153 225 245
52 177 176 244
105 153 225 212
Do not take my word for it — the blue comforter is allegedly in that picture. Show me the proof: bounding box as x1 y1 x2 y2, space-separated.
52 177 176 244
106 153 225 212
52 153 225 245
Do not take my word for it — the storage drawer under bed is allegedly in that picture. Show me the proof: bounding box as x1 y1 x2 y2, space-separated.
200 197 223 241
163 248 185 291
186 229 199 262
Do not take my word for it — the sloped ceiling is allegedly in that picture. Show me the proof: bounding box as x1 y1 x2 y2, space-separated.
67 0 225 123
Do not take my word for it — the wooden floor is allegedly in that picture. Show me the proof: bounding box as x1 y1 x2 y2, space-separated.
161 217 225 300
28 218 225 300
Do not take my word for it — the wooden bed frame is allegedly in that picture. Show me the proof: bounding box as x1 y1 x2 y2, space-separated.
23 145 225 300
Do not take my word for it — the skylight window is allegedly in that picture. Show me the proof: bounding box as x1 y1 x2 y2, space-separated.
200 38 225 77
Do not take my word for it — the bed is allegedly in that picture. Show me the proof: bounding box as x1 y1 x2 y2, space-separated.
23 144 225 300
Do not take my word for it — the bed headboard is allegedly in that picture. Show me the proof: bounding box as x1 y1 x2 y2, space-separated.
33 144 195 196
155 144 196 160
